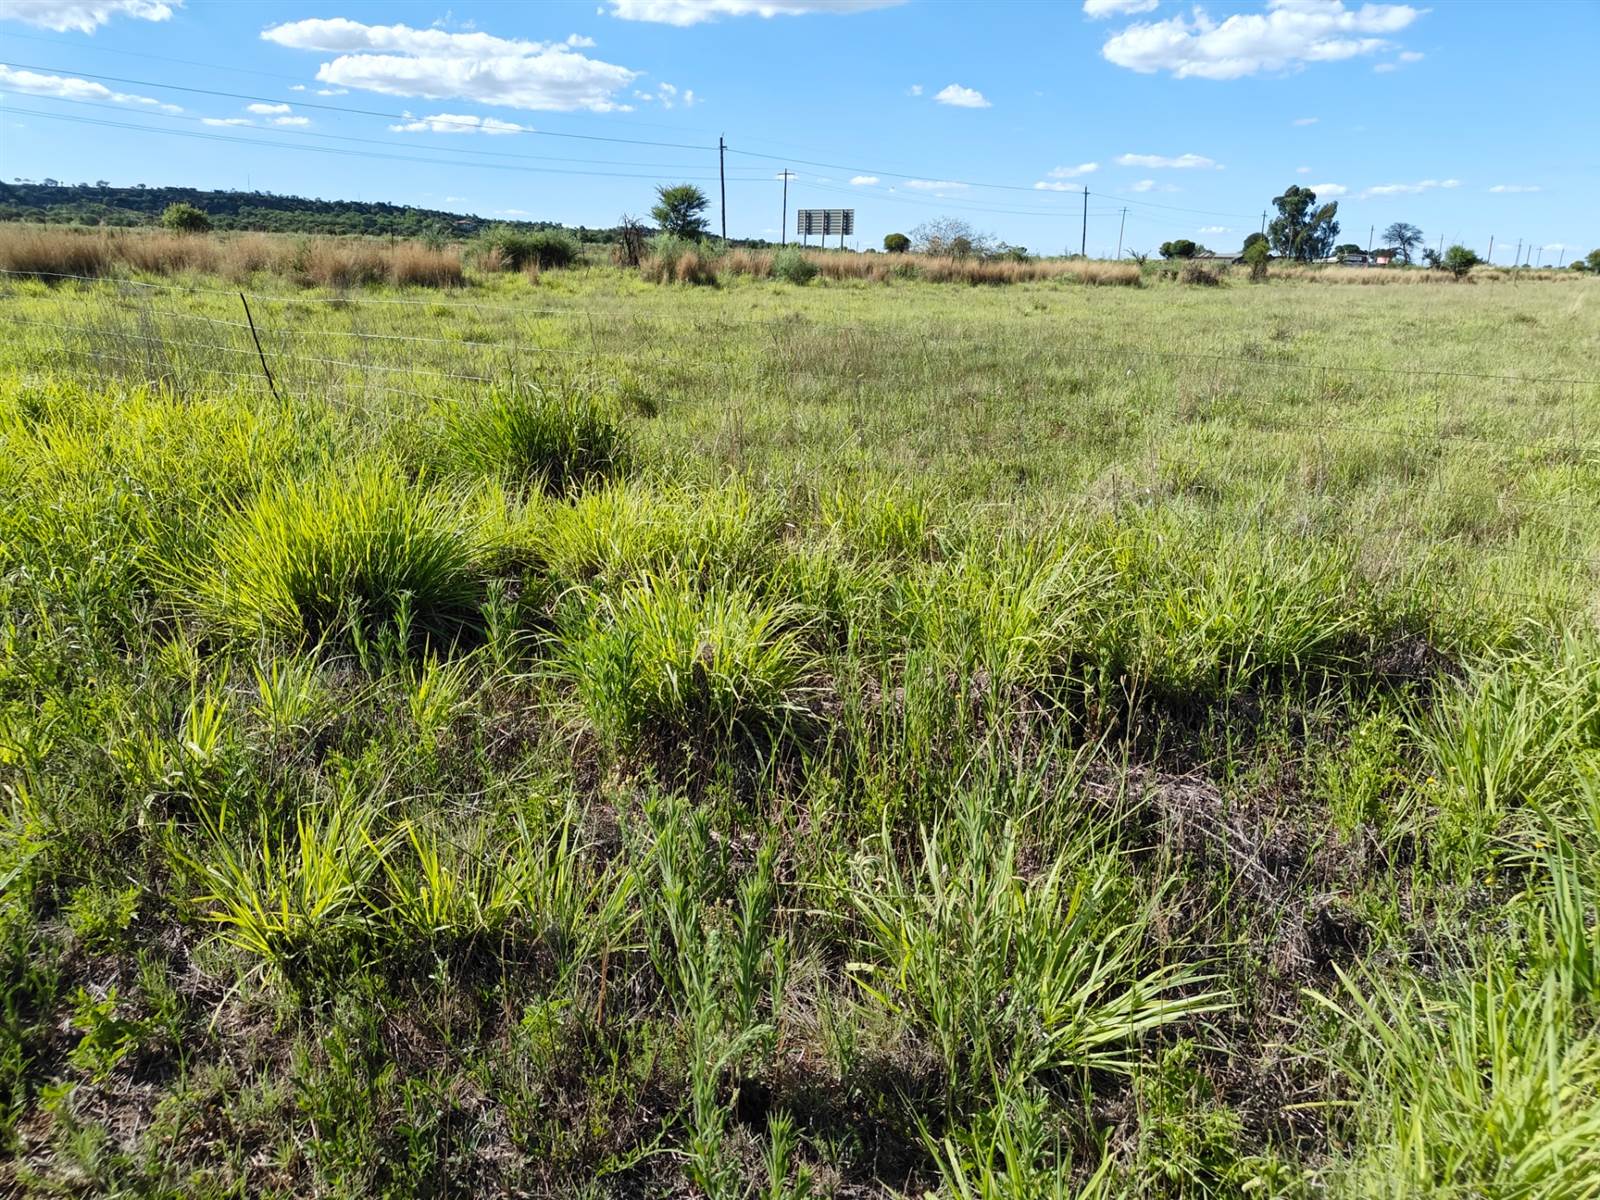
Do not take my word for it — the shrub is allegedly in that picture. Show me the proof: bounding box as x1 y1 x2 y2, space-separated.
446 387 629 493
1244 238 1270 282
1443 244 1481 280
562 573 812 748
883 232 910 254
641 235 718 286
472 226 580 271
387 243 465 288
160 202 211 233
1160 239 1198 260
1179 261 1222 286
772 246 818 285
194 461 482 642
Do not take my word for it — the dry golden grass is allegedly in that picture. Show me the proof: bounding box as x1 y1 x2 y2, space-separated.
719 248 1142 286
0 224 464 289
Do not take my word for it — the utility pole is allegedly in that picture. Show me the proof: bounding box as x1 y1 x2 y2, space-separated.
1536 245 1544 268
1557 248 1566 268
1367 224 1374 253
718 134 727 243
1487 235 1494 263
1437 233 1444 258
1115 208 1127 260
1260 210 1267 239
778 170 793 247
1081 186 1088 257
1513 237 1521 268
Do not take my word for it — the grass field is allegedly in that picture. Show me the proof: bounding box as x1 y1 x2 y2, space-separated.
2 243 1599 1197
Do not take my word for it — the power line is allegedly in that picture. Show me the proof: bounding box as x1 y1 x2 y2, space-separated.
1 108 739 183
0 61 715 151
0 93 754 174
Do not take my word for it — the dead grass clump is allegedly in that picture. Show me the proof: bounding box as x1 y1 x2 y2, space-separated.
219 234 285 282
1179 262 1223 287
118 232 222 275
389 243 465 288
292 240 391 289
726 248 773 278
0 225 114 278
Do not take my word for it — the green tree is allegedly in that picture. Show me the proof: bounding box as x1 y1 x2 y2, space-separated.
650 184 710 239
1586 248 1600 272
1242 231 1268 251
1335 243 1364 257
1159 239 1198 259
1243 238 1271 282
1383 222 1423 264
1442 244 1481 279
883 232 910 253
1268 185 1339 262
160 202 210 233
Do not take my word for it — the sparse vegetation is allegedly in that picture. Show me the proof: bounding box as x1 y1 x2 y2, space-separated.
1 236 1597 1197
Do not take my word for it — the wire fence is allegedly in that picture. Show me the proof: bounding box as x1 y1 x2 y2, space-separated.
2 272 1596 599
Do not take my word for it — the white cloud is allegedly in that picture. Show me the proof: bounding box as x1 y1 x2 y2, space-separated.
1101 0 1424 80
1129 179 1174 192
1 0 175 35
1296 165 1311 174
1308 182 1347 196
566 34 597 47
907 83 922 96
246 102 291 114
607 0 904 24
1083 0 1158 17
1361 178 1459 197
1398 49 1424 61
261 18 641 112
1047 161 1099 178
1198 225 1229 233
1489 184 1540 194
496 208 530 216
1293 116 1318 125
290 84 306 91
0 65 182 112
934 83 990 108
1033 182 1080 191
444 196 468 203
272 115 310 126
633 80 696 107
201 117 251 126
1116 152 1219 169
389 113 530 134
850 175 879 185
905 179 968 190
316 87 349 95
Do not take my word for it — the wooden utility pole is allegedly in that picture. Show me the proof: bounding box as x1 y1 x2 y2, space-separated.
718 135 727 242
1115 208 1127 259
1513 237 1522 267
1487 235 1494 263
779 170 793 246
1080 186 1088 257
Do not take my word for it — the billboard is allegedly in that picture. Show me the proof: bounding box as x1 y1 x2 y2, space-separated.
796 208 854 238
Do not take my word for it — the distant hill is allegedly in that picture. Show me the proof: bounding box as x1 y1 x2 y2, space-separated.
0 182 626 241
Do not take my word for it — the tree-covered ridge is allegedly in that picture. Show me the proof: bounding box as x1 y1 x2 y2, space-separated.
0 182 623 241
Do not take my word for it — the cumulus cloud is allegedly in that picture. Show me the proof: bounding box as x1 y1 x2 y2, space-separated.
1 0 176 34
850 175 879 185
1116 152 1219 169
1101 0 1424 80
1296 165 1311 174
389 113 530 134
1047 162 1099 177
246 102 291 114
260 18 641 112
1489 184 1539 194
1307 182 1347 196
906 83 922 95
607 0 904 24
1198 225 1229 233
1293 116 1318 125
1083 0 1158 17
1361 178 1459 197
0 64 182 112
272 115 310 126
201 117 251 126
633 81 697 107
905 179 968 190
934 83 990 108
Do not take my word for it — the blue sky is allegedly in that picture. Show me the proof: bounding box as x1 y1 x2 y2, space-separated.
1 0 1595 261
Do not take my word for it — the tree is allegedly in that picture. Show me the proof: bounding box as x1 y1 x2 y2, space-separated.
160 202 210 233
1159 239 1198 259
1587 248 1600 273
1335 243 1364 257
1243 237 1271 282
1268 185 1340 262
1383 222 1423 264
1242 232 1268 251
883 232 910 253
1422 248 1442 269
1442 244 1480 279
911 216 992 259
650 184 710 239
